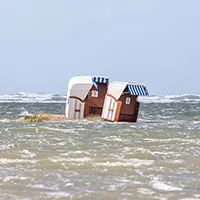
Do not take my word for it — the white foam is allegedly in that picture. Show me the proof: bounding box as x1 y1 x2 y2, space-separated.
0 145 7 150
49 156 92 163
104 136 127 142
21 149 36 158
0 144 15 151
0 92 65 103
137 188 155 195
3 176 30 182
46 191 72 198
28 184 56 190
19 111 33 116
194 194 200 198
151 178 183 191
0 158 36 164
42 127 75 133
65 183 74 187
0 119 9 123
1 93 200 104
61 151 90 156
107 185 117 191
139 94 200 104
94 159 154 168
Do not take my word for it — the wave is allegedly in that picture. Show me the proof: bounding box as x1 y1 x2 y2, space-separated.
0 93 200 104
0 119 9 123
139 94 200 104
0 92 66 103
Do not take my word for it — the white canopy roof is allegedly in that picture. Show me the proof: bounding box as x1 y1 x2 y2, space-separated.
107 81 148 100
67 76 109 100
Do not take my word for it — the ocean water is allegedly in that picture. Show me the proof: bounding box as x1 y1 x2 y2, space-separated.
0 93 200 200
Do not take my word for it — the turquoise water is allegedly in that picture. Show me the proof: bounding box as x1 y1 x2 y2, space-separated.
0 93 200 199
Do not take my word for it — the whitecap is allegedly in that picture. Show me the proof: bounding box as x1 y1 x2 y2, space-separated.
65 183 74 187
0 92 66 103
104 136 129 142
137 188 155 195
21 149 36 158
107 185 117 191
0 119 9 123
42 127 75 133
94 159 154 168
0 158 37 164
139 94 200 104
46 191 72 198
1 93 199 104
3 176 30 182
48 156 92 163
19 111 33 116
61 151 90 156
27 184 56 191
0 144 15 150
151 178 183 191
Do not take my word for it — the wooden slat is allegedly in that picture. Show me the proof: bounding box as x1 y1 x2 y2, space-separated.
114 101 122 122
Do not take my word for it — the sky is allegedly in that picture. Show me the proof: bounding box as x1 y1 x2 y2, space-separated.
0 0 199 95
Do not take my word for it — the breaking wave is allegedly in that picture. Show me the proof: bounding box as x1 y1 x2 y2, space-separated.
0 93 200 104
139 94 200 104
0 92 66 103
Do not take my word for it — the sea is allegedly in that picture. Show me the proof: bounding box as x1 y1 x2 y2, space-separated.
0 93 200 200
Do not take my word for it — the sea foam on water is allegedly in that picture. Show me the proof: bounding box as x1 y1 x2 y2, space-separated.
0 93 200 199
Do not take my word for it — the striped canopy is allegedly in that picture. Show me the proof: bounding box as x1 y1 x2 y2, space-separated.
127 84 149 96
92 76 109 90
92 77 109 84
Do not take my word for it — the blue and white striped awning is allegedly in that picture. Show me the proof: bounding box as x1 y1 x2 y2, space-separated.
127 84 149 96
92 77 109 90
92 77 109 84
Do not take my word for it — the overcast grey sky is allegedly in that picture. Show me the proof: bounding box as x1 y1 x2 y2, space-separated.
0 0 199 95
